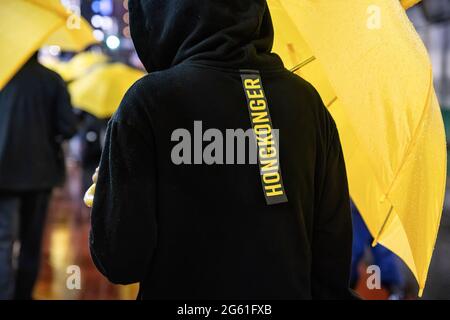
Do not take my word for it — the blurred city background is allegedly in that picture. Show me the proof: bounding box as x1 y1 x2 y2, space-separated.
2 0 450 300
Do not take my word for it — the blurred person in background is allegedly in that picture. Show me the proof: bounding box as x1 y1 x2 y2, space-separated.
77 111 108 193
0 53 76 300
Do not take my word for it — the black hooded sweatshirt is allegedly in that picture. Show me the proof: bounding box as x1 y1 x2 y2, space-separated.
90 0 353 299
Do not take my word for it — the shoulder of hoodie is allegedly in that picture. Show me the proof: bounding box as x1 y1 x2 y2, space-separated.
112 70 164 127
282 71 340 150
282 71 338 134
113 66 337 138
112 66 199 127
114 66 326 117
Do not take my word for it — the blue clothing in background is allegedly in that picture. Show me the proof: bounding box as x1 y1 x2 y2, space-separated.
351 202 404 288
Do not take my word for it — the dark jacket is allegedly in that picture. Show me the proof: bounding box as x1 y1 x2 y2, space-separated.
90 0 353 299
0 57 76 191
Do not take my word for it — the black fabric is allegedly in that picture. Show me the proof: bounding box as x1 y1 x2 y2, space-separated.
90 0 353 299
0 190 51 300
0 57 76 191
14 190 51 300
129 0 284 72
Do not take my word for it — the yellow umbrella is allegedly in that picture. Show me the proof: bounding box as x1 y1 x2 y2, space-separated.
43 51 109 82
268 0 446 296
40 56 73 81
400 0 421 10
65 52 109 81
0 0 96 90
69 62 146 119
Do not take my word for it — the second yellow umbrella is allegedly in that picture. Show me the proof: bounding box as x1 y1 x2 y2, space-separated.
69 63 146 119
43 51 110 82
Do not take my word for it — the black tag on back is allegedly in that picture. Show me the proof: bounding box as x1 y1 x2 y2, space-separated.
240 70 288 205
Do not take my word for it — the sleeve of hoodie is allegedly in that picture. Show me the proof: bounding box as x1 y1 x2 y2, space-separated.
311 95 354 299
89 87 157 285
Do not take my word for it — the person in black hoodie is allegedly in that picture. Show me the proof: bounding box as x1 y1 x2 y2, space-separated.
90 0 353 299
0 53 76 299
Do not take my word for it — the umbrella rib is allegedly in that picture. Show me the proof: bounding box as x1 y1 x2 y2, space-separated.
371 70 434 291
290 56 339 110
326 96 338 108
380 69 434 202
290 56 316 73
372 205 394 246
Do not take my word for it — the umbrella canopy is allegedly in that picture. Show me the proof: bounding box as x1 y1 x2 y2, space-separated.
268 0 446 296
43 51 109 82
69 62 146 119
0 0 96 90
400 0 421 10
40 56 73 81
65 52 109 81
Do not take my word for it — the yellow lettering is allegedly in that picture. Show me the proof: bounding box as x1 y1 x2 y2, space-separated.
244 78 260 90
263 172 281 184
256 133 275 146
249 99 266 111
251 111 269 124
265 184 284 197
247 89 264 99
261 159 279 172
259 147 277 159
254 124 271 135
